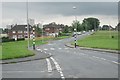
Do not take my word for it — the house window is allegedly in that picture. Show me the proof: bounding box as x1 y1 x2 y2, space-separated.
45 28 50 30
18 31 23 33
18 35 23 38
12 35 17 39
12 31 16 33
24 31 27 33
59 28 62 30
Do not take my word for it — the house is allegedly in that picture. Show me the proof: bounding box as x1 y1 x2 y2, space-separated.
43 22 65 36
8 24 35 39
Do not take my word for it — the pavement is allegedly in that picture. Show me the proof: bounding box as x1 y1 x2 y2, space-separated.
1 47 52 64
2 32 119 79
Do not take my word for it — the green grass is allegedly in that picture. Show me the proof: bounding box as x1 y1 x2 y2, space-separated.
53 36 70 40
76 31 118 50
1 35 70 60
1 37 51 60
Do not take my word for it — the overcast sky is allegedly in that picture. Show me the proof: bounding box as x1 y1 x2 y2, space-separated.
2 2 118 28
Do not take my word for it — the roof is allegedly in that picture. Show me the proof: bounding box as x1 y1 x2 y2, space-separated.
10 25 32 31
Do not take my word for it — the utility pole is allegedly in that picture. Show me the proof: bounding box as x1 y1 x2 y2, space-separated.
26 0 30 49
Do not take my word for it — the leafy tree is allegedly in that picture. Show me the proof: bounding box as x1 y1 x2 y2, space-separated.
82 18 100 31
3 28 9 34
34 25 42 36
63 25 69 33
102 25 110 30
72 20 83 32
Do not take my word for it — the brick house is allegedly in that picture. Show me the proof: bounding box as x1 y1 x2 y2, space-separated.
8 24 35 39
43 22 65 36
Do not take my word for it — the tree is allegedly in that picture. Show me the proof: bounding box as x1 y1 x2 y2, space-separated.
102 25 110 30
72 20 83 32
82 18 100 31
3 28 9 34
63 25 69 33
34 25 42 37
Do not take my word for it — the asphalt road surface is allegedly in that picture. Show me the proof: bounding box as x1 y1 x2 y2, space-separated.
2 32 118 79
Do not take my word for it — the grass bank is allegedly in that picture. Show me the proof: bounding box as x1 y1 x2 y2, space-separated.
1 35 70 60
76 31 118 50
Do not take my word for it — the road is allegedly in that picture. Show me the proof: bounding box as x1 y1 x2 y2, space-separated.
2 32 118 79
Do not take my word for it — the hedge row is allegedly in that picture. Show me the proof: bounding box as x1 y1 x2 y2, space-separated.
2 37 25 42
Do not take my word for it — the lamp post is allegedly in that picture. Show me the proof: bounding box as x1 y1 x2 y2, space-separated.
26 0 30 49
73 6 77 48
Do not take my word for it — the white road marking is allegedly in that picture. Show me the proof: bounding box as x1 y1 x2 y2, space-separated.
49 53 52 55
36 48 41 51
48 44 52 45
44 52 47 53
44 48 48 51
50 48 55 50
112 61 119 64
46 58 52 73
100 58 106 60
65 48 68 49
50 57 65 79
59 48 62 50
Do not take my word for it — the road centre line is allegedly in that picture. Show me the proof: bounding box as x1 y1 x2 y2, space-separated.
46 58 52 73
50 57 65 79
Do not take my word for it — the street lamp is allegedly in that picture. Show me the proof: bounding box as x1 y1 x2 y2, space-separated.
73 6 77 48
26 1 30 49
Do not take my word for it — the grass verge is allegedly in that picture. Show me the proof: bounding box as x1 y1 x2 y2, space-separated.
1 35 70 60
75 31 118 50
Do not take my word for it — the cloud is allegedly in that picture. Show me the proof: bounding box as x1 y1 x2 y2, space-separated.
2 2 118 28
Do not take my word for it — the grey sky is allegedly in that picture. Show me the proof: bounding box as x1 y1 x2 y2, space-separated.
2 2 118 28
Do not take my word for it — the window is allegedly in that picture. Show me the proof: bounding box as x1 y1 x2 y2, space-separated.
59 28 62 30
18 31 23 33
24 31 27 33
12 35 17 39
45 28 50 30
12 31 16 33
18 35 23 38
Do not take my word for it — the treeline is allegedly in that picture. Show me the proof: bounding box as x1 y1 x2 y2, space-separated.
63 17 100 33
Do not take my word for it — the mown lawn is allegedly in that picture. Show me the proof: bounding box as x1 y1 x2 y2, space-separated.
1 36 53 60
77 31 118 50
1 35 70 60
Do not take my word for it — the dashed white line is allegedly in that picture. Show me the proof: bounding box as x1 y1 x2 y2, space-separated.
59 48 62 50
46 58 52 73
44 48 48 51
36 48 41 51
112 61 119 64
65 48 68 49
48 44 53 45
100 58 106 60
50 57 65 79
50 48 55 50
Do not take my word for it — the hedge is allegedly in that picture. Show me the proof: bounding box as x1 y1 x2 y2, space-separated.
2 37 25 42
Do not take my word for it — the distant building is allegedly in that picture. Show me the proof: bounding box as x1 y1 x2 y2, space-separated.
43 22 65 36
8 24 36 39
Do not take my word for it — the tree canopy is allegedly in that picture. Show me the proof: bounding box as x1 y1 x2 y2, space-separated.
71 17 100 32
